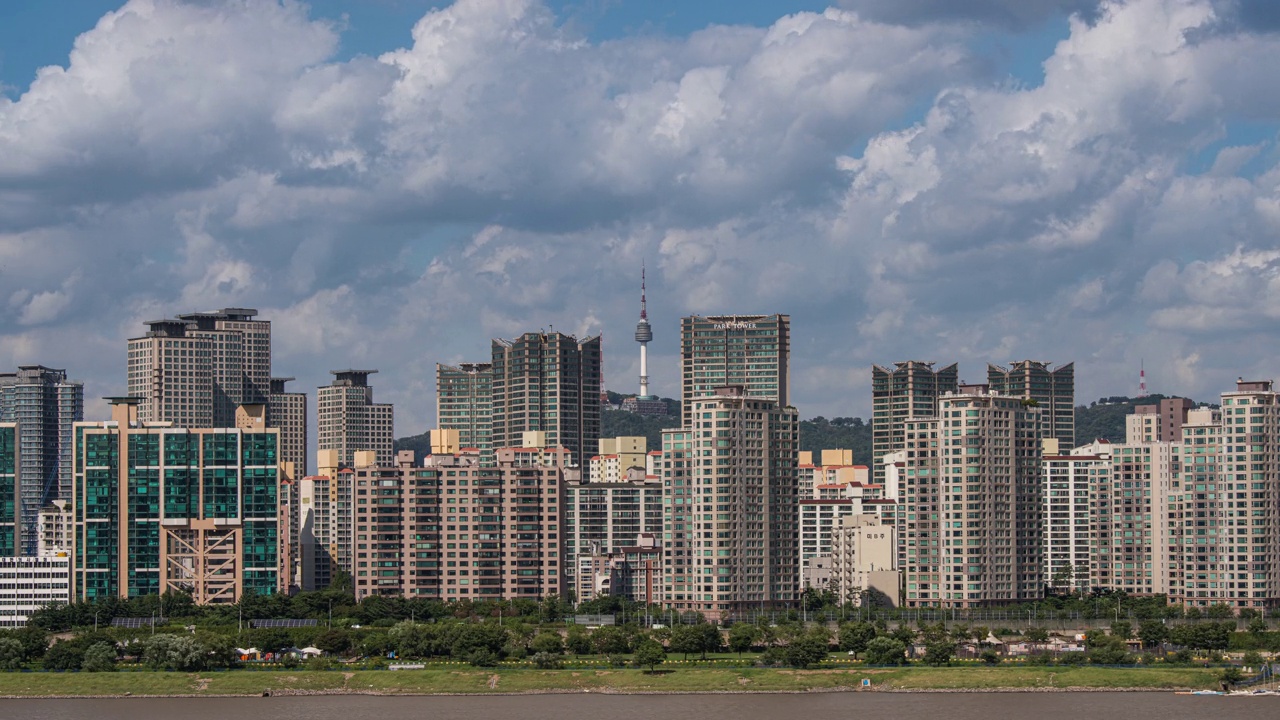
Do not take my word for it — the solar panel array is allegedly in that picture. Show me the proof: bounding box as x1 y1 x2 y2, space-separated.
111 617 167 628
250 619 317 628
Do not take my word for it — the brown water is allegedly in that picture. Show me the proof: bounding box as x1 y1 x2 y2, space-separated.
1 693 1278 720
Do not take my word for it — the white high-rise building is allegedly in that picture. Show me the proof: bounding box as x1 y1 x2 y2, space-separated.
1042 440 1110 593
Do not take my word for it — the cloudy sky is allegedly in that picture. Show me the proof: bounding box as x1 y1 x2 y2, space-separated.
3 0 1280 437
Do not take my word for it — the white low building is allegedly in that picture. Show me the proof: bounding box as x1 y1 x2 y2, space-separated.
0 556 70 628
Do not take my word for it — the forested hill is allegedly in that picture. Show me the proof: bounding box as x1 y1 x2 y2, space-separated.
395 393 1207 465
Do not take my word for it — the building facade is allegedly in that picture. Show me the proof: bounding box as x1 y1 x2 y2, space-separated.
661 386 799 620
830 515 899 606
0 556 70 628
871 361 958 483
491 332 601 467
436 363 493 453
69 399 286 603
900 387 1043 608
680 314 790 428
1042 442 1109 593
318 370 394 468
0 366 84 554
988 361 1075 449
268 377 307 477
127 309 271 428
346 446 571 601
564 475 663 592
0 424 15 556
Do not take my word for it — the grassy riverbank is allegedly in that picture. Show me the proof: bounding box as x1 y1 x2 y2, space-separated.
0 666 1222 697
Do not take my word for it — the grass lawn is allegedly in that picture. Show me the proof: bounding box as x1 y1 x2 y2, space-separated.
0 665 1222 697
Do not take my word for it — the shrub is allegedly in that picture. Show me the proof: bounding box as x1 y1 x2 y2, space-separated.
467 648 498 667
979 648 1001 665
863 637 907 666
81 642 117 672
531 651 563 669
531 632 564 655
634 639 666 671
0 638 25 671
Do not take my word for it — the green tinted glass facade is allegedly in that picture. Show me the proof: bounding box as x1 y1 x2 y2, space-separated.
0 425 16 556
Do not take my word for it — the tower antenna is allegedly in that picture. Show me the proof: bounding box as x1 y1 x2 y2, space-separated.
1139 360 1147 397
635 262 653 399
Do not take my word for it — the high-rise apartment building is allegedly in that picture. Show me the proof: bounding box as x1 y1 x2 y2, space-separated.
347 444 571 600
436 363 493 453
268 377 307 477
900 387 1043 608
661 386 799 620
127 309 270 428
491 332 601 466
1167 406 1222 607
1126 398 1196 444
0 366 83 554
0 424 16 556
680 314 790 428
988 361 1075 448
1042 441 1109 593
318 370 394 467
1216 380 1280 610
1090 442 1176 596
69 399 286 603
871 361 958 483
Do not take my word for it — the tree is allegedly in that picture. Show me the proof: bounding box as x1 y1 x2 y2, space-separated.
728 623 760 656
890 625 917 646
531 632 564 655
328 569 354 594
863 637 907 666
142 634 211 672
1110 620 1133 641
315 629 352 656
539 594 566 623
922 640 955 667
42 639 86 671
0 638 24 671
784 630 831 669
592 626 631 655
566 626 592 656
1025 627 1049 644
668 625 703 661
1249 617 1269 637
1220 666 1245 690
1205 603 1235 619
81 642 117 672
838 621 877 657
1086 634 1130 665
634 639 667 672
1137 620 1167 648
979 648 1001 665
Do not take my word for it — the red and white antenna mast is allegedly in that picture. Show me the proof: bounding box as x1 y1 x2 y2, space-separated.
1139 360 1147 397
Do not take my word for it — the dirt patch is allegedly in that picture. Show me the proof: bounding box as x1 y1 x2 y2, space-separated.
737 677 752 686
194 677 210 692
488 675 499 690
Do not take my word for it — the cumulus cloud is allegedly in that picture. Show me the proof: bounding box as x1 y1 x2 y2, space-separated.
2 0 1280 433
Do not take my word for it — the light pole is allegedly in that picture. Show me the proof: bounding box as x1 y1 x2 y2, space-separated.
328 599 333 629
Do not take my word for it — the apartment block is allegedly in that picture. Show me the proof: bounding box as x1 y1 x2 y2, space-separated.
37 499 72 557
69 399 285 603
1216 380 1280 609
830 515 899 607
491 332 601 467
1089 442 1175 596
318 370 394 467
436 363 493 453
268 377 307 477
0 366 83 554
661 386 799 620
680 314 790 428
346 444 571 600
1126 398 1197 444
988 361 1075 448
1042 441 1109 593
1167 407 1223 607
901 387 1043 608
800 497 865 572
871 361 958 483
588 436 648 483
798 449 869 499
577 535 662 605
564 474 663 591
127 309 270 428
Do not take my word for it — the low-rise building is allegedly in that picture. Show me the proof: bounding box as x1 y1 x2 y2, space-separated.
830 514 899 606
0 555 70 628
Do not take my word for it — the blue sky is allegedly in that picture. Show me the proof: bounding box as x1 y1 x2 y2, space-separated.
3 0 1280 436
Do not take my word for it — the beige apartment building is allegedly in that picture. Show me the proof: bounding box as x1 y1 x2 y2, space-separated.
988 361 1075 449
589 436 648 482
491 332 601 467
126 309 271 428
900 386 1043 608
661 386 799 620
318 370 394 467
798 449 869 498
345 439 572 601
830 514 899 606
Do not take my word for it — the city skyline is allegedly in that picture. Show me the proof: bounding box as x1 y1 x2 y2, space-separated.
7 0 1280 435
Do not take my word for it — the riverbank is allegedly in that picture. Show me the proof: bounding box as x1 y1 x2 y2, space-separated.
0 666 1223 697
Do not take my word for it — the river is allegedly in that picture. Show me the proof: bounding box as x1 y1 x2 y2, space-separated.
3 692 1278 720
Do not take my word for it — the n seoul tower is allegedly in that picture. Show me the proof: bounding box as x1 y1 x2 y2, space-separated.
635 264 654 399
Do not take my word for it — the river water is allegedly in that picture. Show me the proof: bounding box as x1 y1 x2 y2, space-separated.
3 692 1278 720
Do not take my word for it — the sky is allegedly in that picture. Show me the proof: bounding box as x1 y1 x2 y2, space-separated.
3 0 1280 438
